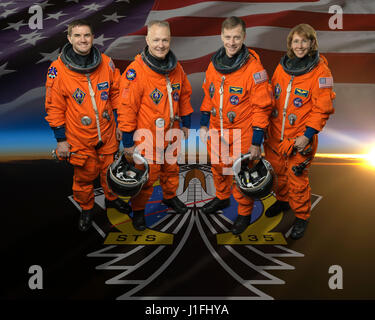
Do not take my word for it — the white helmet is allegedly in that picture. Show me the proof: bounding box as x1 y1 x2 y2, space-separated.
233 153 275 200
107 152 149 197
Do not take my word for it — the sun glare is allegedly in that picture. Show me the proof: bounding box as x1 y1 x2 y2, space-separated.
365 146 375 168
314 146 375 170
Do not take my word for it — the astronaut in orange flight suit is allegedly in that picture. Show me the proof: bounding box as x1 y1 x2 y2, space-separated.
264 24 335 240
117 20 193 231
45 20 131 232
200 17 272 235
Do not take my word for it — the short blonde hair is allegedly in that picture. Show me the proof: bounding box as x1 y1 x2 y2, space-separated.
286 24 318 58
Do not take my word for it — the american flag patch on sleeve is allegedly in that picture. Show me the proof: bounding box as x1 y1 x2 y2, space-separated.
253 69 268 84
318 77 334 88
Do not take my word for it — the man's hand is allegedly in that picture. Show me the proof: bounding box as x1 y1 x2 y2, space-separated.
182 127 189 140
199 126 209 143
294 135 310 153
116 128 122 141
56 141 70 158
124 145 136 162
249 145 261 160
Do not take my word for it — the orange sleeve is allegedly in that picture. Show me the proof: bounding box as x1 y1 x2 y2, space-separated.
44 61 67 128
200 65 215 113
178 67 194 117
307 63 335 131
117 63 143 132
248 61 273 129
108 59 121 111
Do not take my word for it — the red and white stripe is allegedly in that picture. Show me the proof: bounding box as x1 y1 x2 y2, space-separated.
106 0 375 85
104 0 375 153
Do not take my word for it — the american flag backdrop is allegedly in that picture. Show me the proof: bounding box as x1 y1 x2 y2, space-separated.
0 0 374 156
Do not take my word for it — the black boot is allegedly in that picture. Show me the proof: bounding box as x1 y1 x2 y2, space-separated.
132 210 146 231
105 198 131 214
162 196 188 214
290 217 309 240
231 215 251 235
265 200 290 217
201 197 230 214
78 208 94 232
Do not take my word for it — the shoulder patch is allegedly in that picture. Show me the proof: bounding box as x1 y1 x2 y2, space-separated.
109 59 115 72
126 68 136 81
253 69 268 84
47 66 57 79
319 77 333 88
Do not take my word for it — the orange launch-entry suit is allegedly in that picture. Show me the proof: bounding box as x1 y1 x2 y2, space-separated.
118 51 193 211
265 54 335 220
201 47 272 216
45 46 121 210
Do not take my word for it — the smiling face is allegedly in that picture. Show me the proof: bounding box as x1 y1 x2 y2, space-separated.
67 25 94 56
146 24 171 60
291 32 313 59
221 25 245 58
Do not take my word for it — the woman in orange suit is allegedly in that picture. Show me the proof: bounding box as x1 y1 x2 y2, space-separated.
264 24 335 239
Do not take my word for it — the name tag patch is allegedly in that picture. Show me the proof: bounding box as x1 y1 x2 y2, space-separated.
171 83 180 91
97 82 109 91
229 86 243 94
294 88 309 98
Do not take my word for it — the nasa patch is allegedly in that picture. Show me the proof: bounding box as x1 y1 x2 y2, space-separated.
293 97 303 108
126 69 136 81
230 95 239 105
173 91 179 101
100 91 108 101
48 66 57 79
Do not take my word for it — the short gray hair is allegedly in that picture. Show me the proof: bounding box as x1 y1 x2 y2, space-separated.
147 20 170 32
